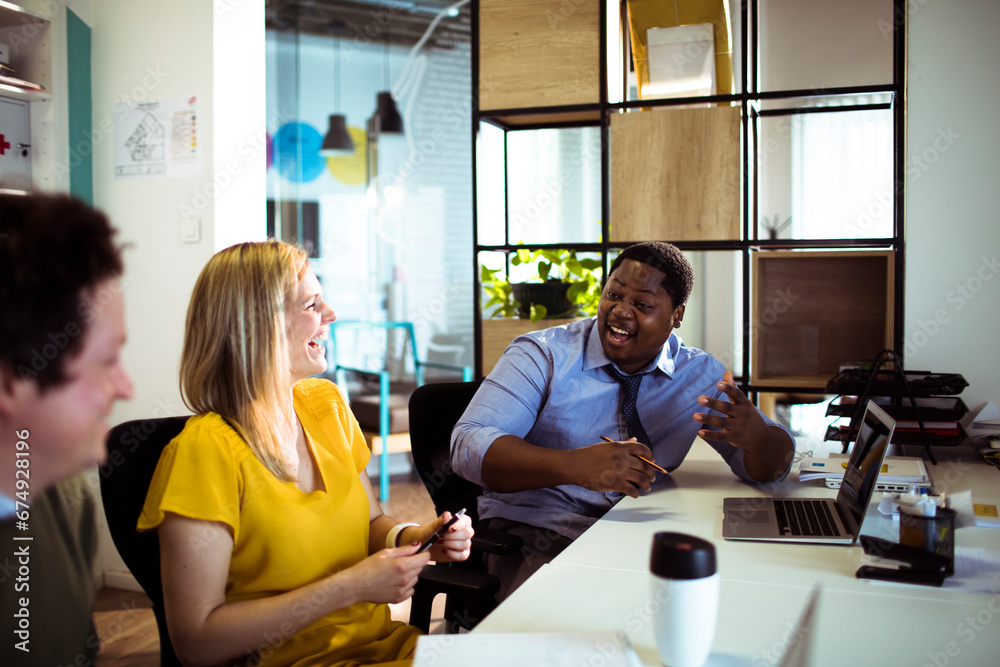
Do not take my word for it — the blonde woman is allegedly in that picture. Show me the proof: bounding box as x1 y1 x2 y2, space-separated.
139 241 472 666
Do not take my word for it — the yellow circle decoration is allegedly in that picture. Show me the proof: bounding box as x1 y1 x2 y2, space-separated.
326 126 368 186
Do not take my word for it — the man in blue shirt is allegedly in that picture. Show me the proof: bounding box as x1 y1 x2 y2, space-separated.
451 241 794 599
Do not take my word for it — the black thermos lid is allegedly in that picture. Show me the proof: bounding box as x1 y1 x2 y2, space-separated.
650 532 717 580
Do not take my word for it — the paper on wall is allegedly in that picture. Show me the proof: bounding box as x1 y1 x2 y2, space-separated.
114 95 201 179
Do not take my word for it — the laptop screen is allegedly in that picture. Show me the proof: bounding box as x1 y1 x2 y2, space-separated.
835 401 896 536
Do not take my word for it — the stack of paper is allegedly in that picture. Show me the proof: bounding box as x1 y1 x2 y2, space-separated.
799 454 930 487
966 402 1000 439
0 62 44 92
973 499 1000 529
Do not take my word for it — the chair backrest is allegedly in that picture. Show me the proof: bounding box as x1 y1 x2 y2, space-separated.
100 417 189 667
408 380 485 521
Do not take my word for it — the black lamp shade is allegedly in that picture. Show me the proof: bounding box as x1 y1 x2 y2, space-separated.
319 114 355 156
375 92 404 134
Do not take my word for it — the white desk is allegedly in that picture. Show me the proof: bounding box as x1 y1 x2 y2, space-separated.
474 440 1000 665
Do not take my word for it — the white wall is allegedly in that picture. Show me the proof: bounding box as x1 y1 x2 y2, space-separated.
906 0 1000 415
89 0 265 582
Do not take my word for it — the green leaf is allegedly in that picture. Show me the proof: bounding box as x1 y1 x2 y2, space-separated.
529 303 548 323
538 261 552 281
566 281 586 301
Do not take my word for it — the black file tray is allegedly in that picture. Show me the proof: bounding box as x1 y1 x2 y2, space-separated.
826 396 969 422
824 423 967 448
824 351 970 463
826 370 969 397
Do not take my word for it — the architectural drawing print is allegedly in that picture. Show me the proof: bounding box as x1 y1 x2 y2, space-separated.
125 112 166 162
114 96 200 179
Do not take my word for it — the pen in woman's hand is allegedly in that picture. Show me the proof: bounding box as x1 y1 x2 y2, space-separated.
600 435 669 474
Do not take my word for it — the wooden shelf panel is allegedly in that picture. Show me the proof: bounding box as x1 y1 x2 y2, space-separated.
610 106 742 242
481 317 580 375
481 109 602 129
479 0 600 111
751 250 894 388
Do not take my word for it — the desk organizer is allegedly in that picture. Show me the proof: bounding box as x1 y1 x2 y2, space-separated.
824 351 970 462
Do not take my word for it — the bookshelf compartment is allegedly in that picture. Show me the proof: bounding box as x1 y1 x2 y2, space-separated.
751 250 894 387
0 1 51 100
478 0 600 112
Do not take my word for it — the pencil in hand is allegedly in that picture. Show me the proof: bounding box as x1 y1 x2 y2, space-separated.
600 435 669 474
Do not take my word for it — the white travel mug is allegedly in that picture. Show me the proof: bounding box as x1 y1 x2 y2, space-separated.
649 532 720 667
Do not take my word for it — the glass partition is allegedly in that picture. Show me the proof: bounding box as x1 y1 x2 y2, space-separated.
265 4 474 367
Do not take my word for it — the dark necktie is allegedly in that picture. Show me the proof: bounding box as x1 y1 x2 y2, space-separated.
606 366 651 446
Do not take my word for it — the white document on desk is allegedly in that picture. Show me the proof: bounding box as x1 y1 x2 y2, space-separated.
946 548 1000 594
413 630 641 667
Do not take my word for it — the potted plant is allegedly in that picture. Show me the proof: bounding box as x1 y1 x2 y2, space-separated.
481 247 602 323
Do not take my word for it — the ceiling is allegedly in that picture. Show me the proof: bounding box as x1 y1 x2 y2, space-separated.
264 0 470 49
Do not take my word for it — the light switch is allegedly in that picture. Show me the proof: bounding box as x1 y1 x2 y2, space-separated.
180 218 201 243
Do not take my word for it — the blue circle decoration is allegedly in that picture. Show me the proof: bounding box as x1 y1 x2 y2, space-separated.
273 122 325 183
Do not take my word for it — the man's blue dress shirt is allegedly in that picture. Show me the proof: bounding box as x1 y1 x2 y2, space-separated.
451 318 793 540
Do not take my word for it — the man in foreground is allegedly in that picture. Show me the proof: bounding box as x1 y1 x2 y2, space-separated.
1 193 133 665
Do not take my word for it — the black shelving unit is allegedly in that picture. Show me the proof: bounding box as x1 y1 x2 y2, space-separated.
470 1 907 390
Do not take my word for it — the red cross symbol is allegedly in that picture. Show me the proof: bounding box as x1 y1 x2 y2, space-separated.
0 134 10 155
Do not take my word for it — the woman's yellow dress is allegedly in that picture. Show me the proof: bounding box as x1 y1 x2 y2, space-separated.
139 378 420 666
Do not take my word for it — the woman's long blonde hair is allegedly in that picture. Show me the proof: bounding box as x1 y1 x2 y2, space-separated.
180 241 308 481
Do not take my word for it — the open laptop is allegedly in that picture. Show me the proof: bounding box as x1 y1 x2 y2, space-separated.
722 400 896 545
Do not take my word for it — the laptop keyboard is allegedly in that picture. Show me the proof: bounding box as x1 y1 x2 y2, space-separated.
775 499 841 537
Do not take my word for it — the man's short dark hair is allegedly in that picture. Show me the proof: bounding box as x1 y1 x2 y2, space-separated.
609 241 694 307
0 193 123 389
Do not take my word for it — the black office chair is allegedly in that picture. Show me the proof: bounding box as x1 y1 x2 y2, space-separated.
100 413 497 658
408 380 523 632
100 416 189 667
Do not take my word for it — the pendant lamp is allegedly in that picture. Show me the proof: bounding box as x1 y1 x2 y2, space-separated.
373 29 404 135
319 35 355 156
374 92 404 134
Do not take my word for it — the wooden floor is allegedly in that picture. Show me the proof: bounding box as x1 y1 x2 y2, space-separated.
94 473 444 665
